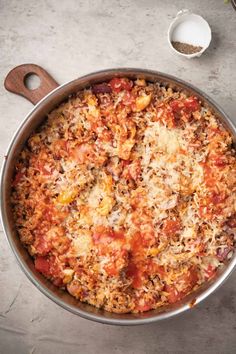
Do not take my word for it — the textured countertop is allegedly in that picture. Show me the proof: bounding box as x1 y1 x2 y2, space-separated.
1 1 236 353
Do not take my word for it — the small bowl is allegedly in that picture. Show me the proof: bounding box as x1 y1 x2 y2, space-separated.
168 9 212 58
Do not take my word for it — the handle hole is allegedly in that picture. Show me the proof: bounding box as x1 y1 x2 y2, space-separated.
24 73 41 90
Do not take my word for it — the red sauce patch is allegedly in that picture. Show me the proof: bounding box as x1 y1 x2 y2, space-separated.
126 261 143 288
131 232 155 256
92 226 125 245
162 219 181 237
210 154 228 168
210 192 226 205
184 96 200 113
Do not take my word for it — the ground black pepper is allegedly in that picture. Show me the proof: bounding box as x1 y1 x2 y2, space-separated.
171 41 203 55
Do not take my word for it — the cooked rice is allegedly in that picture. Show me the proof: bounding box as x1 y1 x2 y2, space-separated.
11 77 236 313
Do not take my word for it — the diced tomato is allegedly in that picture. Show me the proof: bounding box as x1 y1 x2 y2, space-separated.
35 255 63 286
169 96 200 123
162 219 181 237
170 100 184 123
168 97 200 125
104 263 118 277
170 99 183 113
104 263 116 276
109 78 133 93
35 256 50 276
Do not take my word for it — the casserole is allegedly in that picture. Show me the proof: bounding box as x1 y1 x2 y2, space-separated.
1 64 236 324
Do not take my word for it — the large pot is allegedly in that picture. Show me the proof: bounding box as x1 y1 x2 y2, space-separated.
1 64 236 325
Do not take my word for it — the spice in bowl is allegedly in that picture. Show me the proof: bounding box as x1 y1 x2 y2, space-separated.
168 10 212 58
171 41 203 55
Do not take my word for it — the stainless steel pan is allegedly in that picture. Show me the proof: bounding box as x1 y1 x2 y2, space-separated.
1 64 236 325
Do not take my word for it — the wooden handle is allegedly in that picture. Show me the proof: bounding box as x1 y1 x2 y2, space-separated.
4 64 59 105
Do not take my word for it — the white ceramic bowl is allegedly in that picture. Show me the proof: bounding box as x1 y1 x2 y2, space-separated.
168 9 212 58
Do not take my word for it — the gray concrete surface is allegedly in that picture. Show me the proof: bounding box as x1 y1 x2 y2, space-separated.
0 0 236 353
